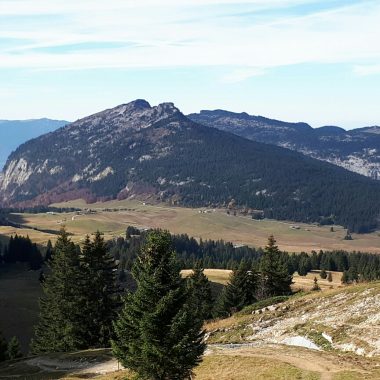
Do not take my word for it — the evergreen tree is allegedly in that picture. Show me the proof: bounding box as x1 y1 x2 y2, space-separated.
259 235 292 298
31 229 84 354
0 332 8 362
344 230 353 240
45 240 53 262
341 270 350 284
187 260 213 321
216 260 256 316
112 230 205 380
320 269 327 279
29 244 43 270
6 337 22 360
327 272 333 282
38 270 45 284
79 232 119 348
297 255 310 276
311 277 321 291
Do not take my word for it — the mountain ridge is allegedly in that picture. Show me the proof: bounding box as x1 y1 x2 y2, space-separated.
188 110 380 180
1 100 380 232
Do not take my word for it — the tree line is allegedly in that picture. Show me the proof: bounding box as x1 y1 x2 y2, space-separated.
0 229 294 378
110 227 380 282
0 235 44 270
1 227 379 283
289 250 380 282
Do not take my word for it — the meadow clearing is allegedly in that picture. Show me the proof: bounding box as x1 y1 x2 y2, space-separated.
0 198 379 253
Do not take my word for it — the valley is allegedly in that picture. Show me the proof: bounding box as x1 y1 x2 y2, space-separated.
1 199 379 253
1 2 379 379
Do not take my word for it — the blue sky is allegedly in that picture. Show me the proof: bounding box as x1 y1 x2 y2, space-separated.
0 0 380 129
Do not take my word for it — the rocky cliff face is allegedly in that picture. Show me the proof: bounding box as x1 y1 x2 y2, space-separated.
188 110 380 180
0 100 183 204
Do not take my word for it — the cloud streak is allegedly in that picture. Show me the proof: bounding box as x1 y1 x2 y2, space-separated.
0 0 379 78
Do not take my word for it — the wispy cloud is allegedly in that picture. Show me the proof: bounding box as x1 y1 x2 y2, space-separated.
221 67 267 83
0 0 379 79
354 64 380 76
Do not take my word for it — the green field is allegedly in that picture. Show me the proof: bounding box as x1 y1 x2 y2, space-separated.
1 198 379 253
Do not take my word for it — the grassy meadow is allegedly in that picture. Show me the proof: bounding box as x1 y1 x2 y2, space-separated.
0 198 379 253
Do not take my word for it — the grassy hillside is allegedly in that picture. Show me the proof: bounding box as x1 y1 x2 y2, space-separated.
1 280 380 380
206 282 380 357
1 199 380 253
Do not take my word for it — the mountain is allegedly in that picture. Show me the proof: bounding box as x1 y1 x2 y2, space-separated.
0 118 68 170
188 110 380 180
1 100 380 232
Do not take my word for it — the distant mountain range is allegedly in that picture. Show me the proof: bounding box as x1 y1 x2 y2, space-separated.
1 100 380 233
0 119 69 170
188 110 380 180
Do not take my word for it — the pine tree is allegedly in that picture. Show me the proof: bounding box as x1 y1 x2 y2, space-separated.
79 232 119 348
344 230 353 240
112 230 205 380
45 240 53 262
311 277 320 291
327 272 333 282
259 235 292 298
187 260 213 321
29 244 43 270
0 332 8 362
320 269 327 279
297 257 309 276
31 229 84 354
6 337 22 360
216 260 256 316
341 270 350 284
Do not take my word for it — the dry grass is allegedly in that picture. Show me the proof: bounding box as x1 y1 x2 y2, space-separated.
194 354 319 380
182 269 232 285
292 270 343 291
0 198 376 253
183 268 343 291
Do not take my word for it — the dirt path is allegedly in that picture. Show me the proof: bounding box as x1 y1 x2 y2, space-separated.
26 354 120 376
23 344 378 379
208 344 372 380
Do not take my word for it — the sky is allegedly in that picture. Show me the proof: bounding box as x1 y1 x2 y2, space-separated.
0 0 380 129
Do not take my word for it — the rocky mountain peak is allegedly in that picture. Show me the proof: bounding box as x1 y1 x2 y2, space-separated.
64 100 183 135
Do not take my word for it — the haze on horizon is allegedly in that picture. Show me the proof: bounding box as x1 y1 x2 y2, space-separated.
1 0 380 129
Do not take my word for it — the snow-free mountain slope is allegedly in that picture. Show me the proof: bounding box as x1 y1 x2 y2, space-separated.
188 110 380 180
1 100 380 233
